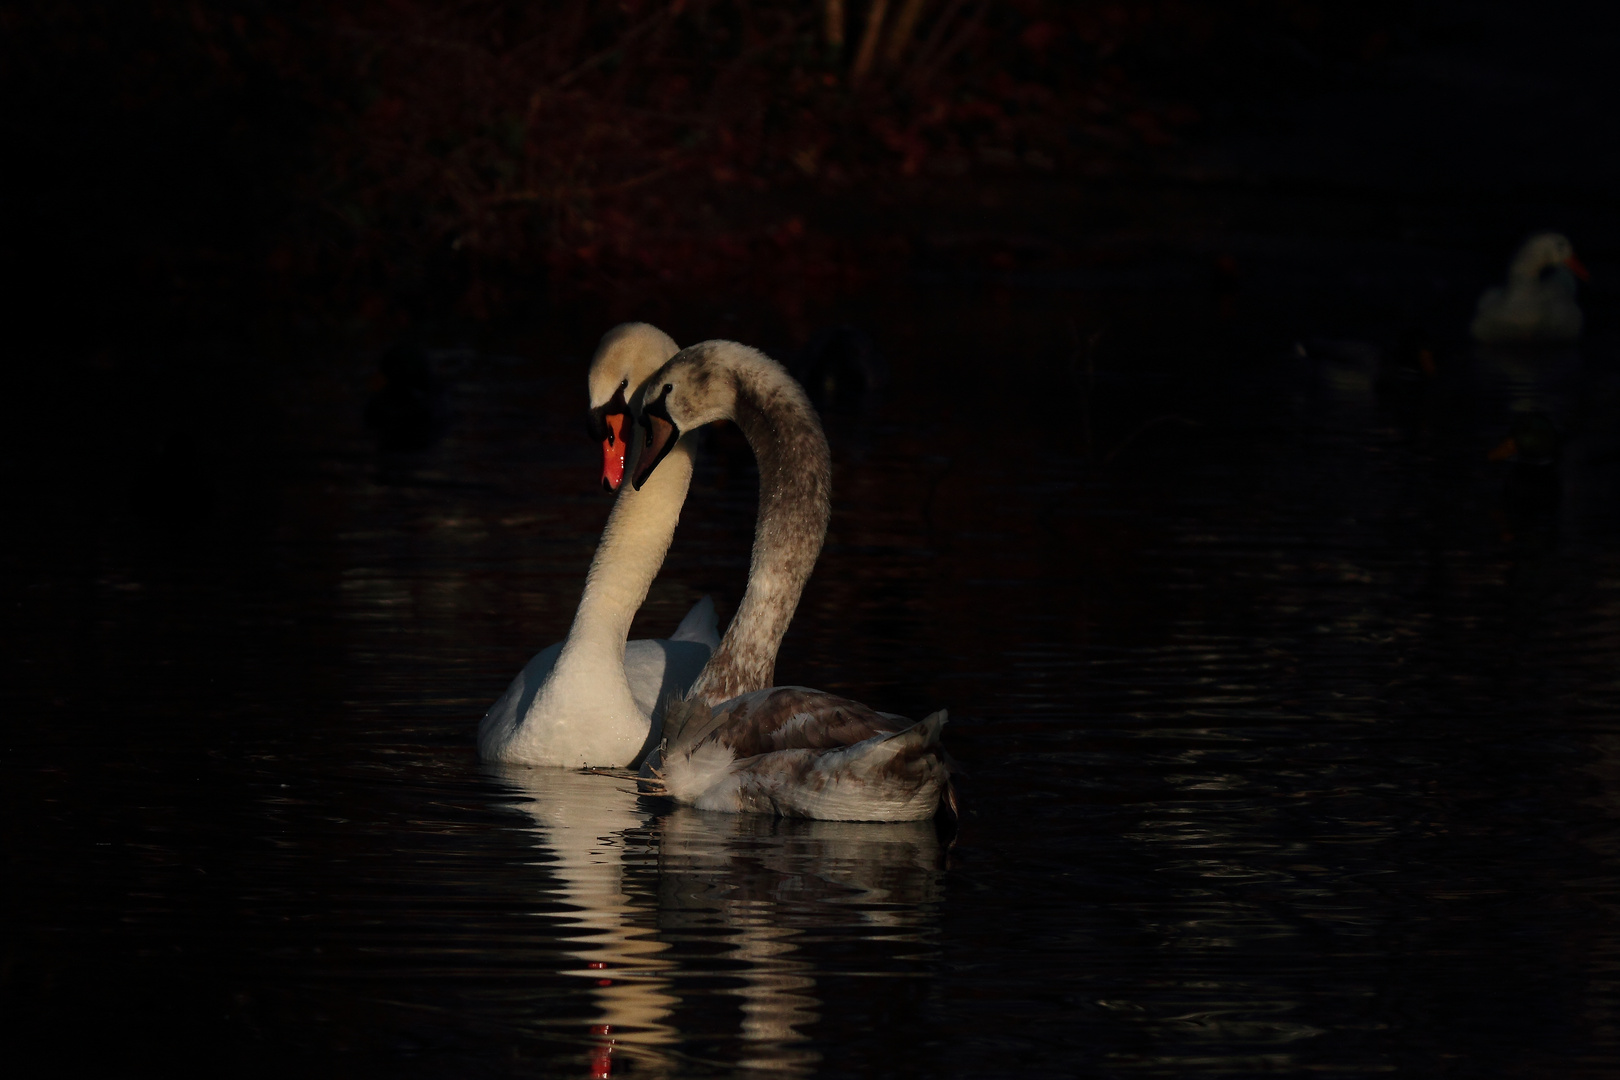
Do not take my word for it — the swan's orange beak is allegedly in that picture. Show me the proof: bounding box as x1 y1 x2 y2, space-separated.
1566 255 1591 281
1488 436 1518 462
601 413 628 491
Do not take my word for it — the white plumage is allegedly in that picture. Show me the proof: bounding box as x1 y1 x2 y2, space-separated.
1472 232 1587 343
478 324 717 768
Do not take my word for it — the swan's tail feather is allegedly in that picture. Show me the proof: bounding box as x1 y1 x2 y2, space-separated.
669 595 721 649
869 709 947 765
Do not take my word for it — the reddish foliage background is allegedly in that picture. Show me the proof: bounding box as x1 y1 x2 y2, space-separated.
5 0 1420 335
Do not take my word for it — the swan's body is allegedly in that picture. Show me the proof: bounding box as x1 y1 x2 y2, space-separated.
1471 232 1588 344
478 324 717 768
479 596 717 766
629 341 952 821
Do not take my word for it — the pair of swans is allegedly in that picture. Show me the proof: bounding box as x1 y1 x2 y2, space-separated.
478 323 952 822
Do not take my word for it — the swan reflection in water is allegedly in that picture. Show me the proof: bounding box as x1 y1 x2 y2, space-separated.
490 766 946 1076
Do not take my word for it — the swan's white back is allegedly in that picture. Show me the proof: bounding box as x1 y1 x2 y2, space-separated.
668 594 720 648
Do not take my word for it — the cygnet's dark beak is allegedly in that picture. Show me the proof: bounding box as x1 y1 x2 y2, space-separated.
632 388 679 490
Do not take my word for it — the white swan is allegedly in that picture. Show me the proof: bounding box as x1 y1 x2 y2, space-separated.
1471 232 1589 343
628 340 954 821
478 323 719 768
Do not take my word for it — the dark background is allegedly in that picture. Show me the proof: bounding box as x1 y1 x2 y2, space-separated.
6 0 1617 539
6 2 1620 1075
8 0 1616 343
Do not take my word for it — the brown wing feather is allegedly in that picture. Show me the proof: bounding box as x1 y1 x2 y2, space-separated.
710 687 913 757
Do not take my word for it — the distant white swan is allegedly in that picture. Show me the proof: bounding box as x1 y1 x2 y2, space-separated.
478 324 719 768
630 341 954 821
1471 232 1588 343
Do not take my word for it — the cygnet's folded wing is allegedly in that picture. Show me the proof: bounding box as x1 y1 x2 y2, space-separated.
712 686 914 756
658 710 951 821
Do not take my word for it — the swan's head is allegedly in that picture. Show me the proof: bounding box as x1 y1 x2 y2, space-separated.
586 322 679 491
629 341 757 490
1509 232 1589 284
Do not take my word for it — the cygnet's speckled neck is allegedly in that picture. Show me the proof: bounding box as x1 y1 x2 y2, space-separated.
675 343 832 706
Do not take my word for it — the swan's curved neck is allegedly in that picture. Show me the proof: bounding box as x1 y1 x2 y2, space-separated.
688 356 831 705
562 437 696 659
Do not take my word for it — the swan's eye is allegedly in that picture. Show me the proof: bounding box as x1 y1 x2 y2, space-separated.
618 378 628 391
664 383 673 394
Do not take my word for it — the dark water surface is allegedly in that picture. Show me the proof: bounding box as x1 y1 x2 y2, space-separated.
7 263 1620 1076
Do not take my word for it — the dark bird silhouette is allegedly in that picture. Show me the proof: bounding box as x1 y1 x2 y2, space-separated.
1294 330 1440 421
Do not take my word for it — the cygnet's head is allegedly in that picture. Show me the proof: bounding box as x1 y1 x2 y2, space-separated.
630 342 761 490
1510 232 1589 283
586 323 679 491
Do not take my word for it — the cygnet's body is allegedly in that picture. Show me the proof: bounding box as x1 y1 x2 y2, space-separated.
478 324 718 768
1471 232 1588 344
629 341 953 821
